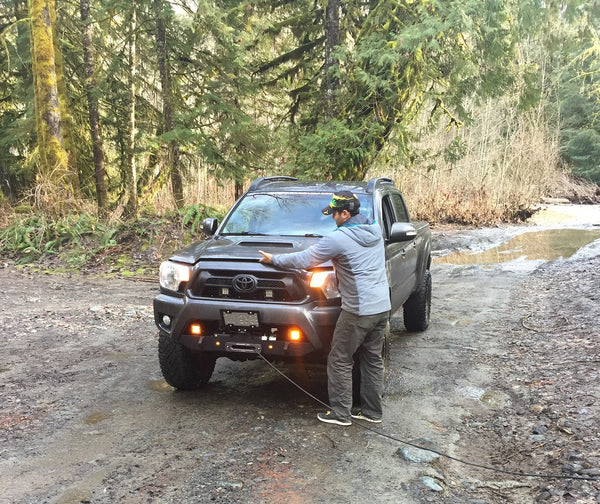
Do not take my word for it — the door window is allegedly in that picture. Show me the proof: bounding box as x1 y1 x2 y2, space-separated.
390 193 409 222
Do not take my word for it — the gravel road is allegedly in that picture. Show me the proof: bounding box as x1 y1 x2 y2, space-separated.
1 209 599 503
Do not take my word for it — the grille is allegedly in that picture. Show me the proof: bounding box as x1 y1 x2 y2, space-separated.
191 270 306 302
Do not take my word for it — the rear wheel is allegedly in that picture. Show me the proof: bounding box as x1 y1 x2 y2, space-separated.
158 332 216 390
403 269 432 332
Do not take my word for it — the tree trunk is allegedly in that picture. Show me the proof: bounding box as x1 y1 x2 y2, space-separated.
154 0 184 208
126 4 138 217
28 0 73 209
51 0 79 196
80 0 108 216
323 0 340 118
235 180 243 200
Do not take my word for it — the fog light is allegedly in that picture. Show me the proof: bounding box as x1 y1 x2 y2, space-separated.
162 315 172 327
288 329 301 341
190 323 202 335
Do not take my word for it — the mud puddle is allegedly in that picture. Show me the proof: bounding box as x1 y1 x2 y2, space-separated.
436 228 600 265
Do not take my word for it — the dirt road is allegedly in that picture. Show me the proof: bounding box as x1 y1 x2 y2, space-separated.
1 208 599 503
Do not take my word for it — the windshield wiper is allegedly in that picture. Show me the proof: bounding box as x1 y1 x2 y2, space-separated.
221 231 269 236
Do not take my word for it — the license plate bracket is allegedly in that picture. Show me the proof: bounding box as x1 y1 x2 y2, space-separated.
222 310 259 328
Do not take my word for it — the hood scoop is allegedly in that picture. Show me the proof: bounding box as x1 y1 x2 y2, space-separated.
239 241 294 248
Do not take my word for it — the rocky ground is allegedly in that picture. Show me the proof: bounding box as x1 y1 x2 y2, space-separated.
1 205 599 503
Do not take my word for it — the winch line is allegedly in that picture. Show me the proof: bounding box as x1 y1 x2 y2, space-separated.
254 350 599 483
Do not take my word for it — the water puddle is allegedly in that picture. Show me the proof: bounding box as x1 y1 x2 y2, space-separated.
456 386 511 409
85 412 111 425
480 390 511 409
436 228 600 265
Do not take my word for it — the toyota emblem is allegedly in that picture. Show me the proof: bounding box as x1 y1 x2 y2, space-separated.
232 274 257 293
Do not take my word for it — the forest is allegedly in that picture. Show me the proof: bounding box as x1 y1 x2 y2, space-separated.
1 0 600 260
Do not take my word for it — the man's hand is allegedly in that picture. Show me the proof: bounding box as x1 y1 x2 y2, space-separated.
258 250 273 264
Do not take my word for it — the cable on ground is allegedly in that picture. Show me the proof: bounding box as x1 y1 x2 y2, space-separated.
254 350 599 483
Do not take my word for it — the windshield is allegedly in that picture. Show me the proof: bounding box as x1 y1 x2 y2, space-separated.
220 192 373 236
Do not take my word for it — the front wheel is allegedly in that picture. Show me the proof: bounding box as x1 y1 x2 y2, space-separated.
158 333 216 390
403 269 432 332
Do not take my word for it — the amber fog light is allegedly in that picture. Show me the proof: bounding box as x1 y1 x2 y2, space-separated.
288 329 302 341
190 323 202 335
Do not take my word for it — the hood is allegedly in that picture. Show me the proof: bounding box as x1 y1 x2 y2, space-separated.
336 214 382 247
169 235 319 264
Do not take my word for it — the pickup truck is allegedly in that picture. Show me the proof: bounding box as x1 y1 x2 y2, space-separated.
154 176 432 389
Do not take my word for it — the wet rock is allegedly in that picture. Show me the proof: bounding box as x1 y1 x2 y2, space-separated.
562 463 583 474
565 451 583 461
536 489 552 501
396 438 441 463
216 481 243 490
421 476 443 492
580 468 600 477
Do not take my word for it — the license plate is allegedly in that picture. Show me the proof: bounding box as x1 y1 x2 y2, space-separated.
222 310 259 328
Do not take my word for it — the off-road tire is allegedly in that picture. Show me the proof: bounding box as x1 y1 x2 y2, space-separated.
158 332 216 390
403 269 432 332
352 323 391 405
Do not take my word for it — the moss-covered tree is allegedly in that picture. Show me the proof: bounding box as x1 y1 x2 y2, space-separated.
28 0 74 209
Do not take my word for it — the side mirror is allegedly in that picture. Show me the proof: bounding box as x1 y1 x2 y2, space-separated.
389 222 417 243
202 217 218 235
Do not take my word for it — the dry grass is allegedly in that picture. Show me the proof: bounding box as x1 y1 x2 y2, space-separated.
149 167 236 216
369 99 571 226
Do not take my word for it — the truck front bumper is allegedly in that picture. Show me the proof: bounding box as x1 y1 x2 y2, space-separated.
153 293 340 359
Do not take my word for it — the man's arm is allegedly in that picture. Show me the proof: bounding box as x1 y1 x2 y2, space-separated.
258 234 341 269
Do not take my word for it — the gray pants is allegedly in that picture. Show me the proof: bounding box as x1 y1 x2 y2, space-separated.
327 309 389 421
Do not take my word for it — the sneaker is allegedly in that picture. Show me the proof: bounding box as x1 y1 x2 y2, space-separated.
350 410 382 423
317 410 352 426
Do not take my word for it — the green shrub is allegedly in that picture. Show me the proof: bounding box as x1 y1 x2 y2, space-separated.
563 129 600 184
0 214 117 264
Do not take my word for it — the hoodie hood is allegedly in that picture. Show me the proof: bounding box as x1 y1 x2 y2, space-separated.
336 213 382 247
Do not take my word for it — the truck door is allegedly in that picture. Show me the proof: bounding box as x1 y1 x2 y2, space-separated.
391 193 417 306
383 194 418 313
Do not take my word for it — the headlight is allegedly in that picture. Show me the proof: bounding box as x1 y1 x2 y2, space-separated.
159 261 191 291
309 271 340 299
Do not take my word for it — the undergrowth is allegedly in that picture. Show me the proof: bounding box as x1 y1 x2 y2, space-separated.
0 214 117 265
0 203 225 268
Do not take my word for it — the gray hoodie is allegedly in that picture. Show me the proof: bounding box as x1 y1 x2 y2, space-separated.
271 214 391 316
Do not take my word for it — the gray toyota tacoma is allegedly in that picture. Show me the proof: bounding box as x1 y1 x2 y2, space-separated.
154 176 432 389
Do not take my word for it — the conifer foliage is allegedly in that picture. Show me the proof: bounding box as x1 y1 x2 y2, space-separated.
0 0 598 212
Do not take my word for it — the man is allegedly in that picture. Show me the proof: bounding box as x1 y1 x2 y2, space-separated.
259 190 391 426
